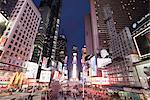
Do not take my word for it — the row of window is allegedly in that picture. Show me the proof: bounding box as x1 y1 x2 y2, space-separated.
6 46 29 57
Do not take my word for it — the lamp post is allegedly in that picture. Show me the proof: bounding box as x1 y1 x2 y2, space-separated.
81 59 85 100
82 64 85 100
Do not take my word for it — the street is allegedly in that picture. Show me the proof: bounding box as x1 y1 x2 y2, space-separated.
0 88 110 100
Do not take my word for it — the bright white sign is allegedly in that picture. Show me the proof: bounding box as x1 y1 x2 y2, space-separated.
97 58 112 68
39 71 51 82
22 61 39 79
57 62 63 72
90 56 97 76
91 77 110 85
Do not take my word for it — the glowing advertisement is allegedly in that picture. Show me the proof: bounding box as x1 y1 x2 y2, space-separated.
22 61 39 79
53 71 62 81
90 56 97 76
9 72 24 86
0 37 7 47
57 62 63 72
136 61 150 89
91 77 110 85
39 71 51 82
97 58 112 68
41 57 48 69
0 70 14 87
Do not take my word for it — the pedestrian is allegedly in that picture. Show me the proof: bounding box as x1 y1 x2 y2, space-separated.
28 94 33 100
64 96 67 100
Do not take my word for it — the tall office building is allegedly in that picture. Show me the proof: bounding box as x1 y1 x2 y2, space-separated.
88 0 149 87
88 0 149 55
0 0 41 66
90 0 109 52
55 35 67 63
41 0 62 67
31 4 51 64
0 0 18 19
92 0 149 33
84 14 94 55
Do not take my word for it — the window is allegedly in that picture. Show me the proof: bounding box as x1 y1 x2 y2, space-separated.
11 39 14 43
19 44 21 47
20 39 23 43
17 37 19 40
13 34 16 38
13 47 16 51
19 32 21 35
10 53 13 56
17 49 19 52
8 45 12 49
15 42 18 46
15 30 18 33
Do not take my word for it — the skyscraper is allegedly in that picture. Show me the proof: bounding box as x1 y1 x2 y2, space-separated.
88 0 149 54
41 0 62 67
0 0 41 66
31 4 51 64
55 34 67 63
84 14 94 55
88 0 149 87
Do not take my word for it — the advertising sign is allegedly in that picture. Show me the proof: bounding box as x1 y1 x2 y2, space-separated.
22 61 39 79
90 56 97 76
41 57 48 69
91 77 110 85
57 62 63 72
133 30 150 57
53 71 62 81
136 60 150 89
39 71 51 82
0 70 14 86
0 37 7 47
97 58 112 68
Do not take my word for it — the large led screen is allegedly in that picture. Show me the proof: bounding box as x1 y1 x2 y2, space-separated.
133 30 150 57
90 56 97 76
39 71 51 82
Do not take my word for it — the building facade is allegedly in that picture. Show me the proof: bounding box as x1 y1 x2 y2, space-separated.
84 14 94 55
55 34 67 63
88 0 149 87
31 5 51 64
0 0 41 66
42 0 62 67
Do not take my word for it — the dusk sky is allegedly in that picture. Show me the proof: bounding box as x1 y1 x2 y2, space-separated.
60 0 90 67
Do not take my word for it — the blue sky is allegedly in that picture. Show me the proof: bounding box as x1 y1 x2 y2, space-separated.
60 0 90 68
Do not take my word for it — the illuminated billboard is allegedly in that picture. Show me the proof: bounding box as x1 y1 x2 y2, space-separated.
133 30 150 57
9 72 24 86
136 61 150 89
41 57 48 69
22 61 39 79
91 77 110 85
97 58 112 68
57 62 63 72
90 56 97 76
133 13 150 58
53 71 62 81
39 71 51 82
